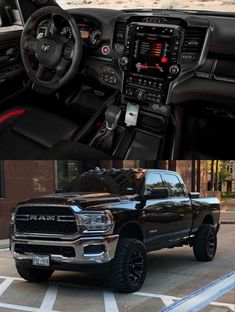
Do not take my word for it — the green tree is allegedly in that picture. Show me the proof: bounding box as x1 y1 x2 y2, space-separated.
208 160 232 193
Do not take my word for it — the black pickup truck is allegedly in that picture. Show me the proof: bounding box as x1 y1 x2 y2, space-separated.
10 168 220 292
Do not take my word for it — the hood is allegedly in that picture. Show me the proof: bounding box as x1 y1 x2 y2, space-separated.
18 192 140 211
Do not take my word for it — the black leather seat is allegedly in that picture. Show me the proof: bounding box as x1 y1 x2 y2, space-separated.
0 106 111 159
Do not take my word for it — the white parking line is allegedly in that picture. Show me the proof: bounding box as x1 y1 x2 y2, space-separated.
134 291 235 310
0 275 23 281
0 275 234 312
134 291 179 306
211 301 235 311
159 271 235 312
103 291 119 312
0 249 9 252
39 285 58 311
0 302 39 311
0 302 61 312
0 277 15 296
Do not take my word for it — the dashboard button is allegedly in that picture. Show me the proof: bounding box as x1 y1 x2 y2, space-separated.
120 56 129 66
101 45 110 55
169 65 180 75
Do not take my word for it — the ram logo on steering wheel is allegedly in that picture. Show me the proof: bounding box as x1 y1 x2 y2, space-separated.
41 43 50 52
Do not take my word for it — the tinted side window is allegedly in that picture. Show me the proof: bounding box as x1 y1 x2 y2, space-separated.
161 174 185 197
144 173 164 194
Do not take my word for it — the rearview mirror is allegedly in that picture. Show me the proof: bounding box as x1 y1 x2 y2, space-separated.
142 188 169 200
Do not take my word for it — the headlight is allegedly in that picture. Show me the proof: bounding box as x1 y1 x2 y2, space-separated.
76 210 113 233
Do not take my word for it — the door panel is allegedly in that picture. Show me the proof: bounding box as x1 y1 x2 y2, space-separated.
142 172 193 250
0 30 26 101
161 173 193 236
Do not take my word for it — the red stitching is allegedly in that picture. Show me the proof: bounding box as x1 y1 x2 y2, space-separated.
0 109 25 124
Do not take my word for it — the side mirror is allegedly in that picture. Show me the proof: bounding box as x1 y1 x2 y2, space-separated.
142 188 169 200
189 192 200 199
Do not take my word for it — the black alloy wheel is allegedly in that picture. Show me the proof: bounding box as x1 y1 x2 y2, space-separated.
128 249 145 283
193 224 217 261
111 238 147 293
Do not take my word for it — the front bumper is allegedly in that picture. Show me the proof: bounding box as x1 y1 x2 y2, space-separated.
11 234 119 264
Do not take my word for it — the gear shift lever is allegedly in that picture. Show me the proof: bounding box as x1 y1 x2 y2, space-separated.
93 105 121 152
105 105 122 130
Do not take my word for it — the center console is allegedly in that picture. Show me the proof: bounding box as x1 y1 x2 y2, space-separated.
77 13 209 159
120 23 184 114
81 21 186 159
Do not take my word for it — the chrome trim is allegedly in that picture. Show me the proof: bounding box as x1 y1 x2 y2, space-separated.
82 228 113 234
12 235 119 264
15 215 75 222
57 216 76 222
16 204 81 209
13 232 80 240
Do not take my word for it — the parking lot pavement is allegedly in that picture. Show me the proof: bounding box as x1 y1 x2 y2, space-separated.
0 224 234 312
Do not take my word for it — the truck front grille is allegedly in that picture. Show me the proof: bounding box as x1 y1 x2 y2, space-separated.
15 206 78 235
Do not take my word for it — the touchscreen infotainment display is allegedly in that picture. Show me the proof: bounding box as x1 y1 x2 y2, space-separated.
130 25 174 79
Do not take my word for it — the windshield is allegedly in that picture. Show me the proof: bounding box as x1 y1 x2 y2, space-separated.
65 171 144 195
57 0 235 13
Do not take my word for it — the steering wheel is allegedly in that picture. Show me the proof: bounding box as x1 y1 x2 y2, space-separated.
20 6 82 94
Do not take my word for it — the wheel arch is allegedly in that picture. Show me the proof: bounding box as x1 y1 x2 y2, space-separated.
116 222 144 242
202 214 214 225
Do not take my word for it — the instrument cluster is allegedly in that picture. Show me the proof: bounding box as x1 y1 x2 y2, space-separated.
76 17 102 48
37 15 102 48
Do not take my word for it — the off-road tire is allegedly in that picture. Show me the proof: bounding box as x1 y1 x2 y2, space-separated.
16 265 54 282
111 238 147 293
193 224 217 261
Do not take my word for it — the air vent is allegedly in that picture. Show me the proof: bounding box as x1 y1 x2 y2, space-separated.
114 22 127 45
183 27 207 53
113 22 127 55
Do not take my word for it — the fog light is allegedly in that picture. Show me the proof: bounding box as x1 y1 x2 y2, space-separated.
84 245 105 255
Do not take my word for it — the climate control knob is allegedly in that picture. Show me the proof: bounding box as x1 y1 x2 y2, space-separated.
120 56 129 66
169 65 180 75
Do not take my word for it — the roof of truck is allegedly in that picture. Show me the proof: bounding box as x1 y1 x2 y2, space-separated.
82 168 180 175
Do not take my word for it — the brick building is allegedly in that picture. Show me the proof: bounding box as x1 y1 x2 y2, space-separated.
0 160 209 239
0 161 56 238
221 161 235 193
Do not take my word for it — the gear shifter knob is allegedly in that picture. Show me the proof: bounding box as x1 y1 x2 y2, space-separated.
105 105 122 130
